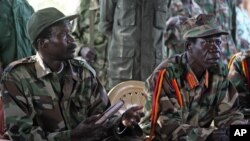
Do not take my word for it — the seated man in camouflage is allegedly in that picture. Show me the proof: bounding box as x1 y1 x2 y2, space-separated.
0 7 144 141
228 49 250 119
141 14 247 141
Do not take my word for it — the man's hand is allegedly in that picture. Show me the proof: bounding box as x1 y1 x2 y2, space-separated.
71 114 108 141
166 15 187 30
80 47 97 63
121 106 144 127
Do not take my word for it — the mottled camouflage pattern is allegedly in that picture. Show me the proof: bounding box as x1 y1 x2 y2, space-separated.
72 0 108 89
1 54 111 141
181 14 228 39
99 0 171 90
194 0 235 33
228 49 250 119
194 0 237 63
141 53 246 140
164 0 202 58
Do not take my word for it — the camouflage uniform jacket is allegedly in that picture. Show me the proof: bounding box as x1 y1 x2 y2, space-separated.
141 53 246 141
228 49 250 117
0 53 116 141
99 0 171 89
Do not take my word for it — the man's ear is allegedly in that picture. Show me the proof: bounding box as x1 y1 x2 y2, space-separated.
185 41 192 50
37 39 49 48
43 39 49 44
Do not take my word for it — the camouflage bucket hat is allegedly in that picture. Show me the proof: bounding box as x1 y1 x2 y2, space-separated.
27 7 79 44
181 14 228 39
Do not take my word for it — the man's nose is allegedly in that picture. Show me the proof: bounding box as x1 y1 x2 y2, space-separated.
209 43 221 52
67 33 74 43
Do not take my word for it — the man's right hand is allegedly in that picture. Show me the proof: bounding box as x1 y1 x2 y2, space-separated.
71 115 108 141
80 47 97 63
166 15 187 30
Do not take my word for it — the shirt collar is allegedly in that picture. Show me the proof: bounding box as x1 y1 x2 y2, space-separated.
35 53 53 78
185 65 209 90
35 53 80 81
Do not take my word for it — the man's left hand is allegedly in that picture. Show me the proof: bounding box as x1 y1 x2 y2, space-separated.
121 105 144 127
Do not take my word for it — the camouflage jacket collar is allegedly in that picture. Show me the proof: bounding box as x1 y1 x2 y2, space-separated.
35 53 79 80
35 53 52 78
185 64 209 90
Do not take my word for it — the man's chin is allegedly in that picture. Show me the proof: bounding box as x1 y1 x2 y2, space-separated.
206 60 220 68
210 63 219 67
68 55 75 59
64 54 75 60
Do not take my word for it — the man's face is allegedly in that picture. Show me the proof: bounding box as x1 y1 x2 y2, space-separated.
45 21 76 61
189 36 222 69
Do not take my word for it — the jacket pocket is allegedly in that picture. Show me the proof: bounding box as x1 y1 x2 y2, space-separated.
116 0 136 26
154 3 169 29
109 44 135 58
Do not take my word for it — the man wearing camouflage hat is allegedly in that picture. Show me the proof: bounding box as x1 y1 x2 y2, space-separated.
140 14 247 141
194 0 238 64
1 7 144 141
